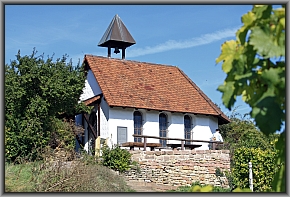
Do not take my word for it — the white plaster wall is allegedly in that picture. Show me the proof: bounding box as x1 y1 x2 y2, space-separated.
79 69 102 101
79 105 219 151
109 107 134 146
191 115 218 150
100 98 110 145
82 99 111 150
209 116 219 135
142 110 160 144
167 113 184 144
106 109 219 150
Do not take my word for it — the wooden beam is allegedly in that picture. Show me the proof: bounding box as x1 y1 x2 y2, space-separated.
181 140 184 150
98 103 101 137
122 142 161 148
132 134 223 144
143 137 147 151
83 113 98 139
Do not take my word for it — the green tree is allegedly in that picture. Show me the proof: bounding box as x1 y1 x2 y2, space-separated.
220 110 276 152
219 111 277 191
5 49 88 162
216 5 285 192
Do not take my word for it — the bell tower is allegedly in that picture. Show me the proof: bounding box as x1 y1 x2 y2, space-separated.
98 14 136 59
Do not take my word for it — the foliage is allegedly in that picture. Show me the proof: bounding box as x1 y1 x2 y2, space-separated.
271 130 285 192
220 113 274 151
5 49 87 162
219 112 279 192
48 117 76 151
233 147 277 192
219 110 276 169
216 5 285 192
101 145 133 173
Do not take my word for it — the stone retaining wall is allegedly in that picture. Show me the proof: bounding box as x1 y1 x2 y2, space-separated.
124 149 231 188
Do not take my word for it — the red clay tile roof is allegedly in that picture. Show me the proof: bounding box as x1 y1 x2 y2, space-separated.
84 55 230 124
83 95 101 106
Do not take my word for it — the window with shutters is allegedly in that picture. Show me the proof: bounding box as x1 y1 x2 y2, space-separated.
117 127 127 145
184 115 192 144
159 113 168 147
133 111 143 142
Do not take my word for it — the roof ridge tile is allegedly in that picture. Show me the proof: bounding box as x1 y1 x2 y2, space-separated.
85 54 177 68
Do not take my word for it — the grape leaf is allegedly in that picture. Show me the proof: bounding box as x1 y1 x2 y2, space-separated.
242 11 256 28
252 5 272 19
249 26 285 58
216 40 238 73
236 26 248 45
251 87 283 134
261 67 284 86
217 81 236 110
271 131 285 192
217 5 285 192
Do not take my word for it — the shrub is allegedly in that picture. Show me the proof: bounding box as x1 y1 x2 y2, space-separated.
48 118 76 151
32 160 131 192
233 147 277 192
101 145 133 173
5 148 133 192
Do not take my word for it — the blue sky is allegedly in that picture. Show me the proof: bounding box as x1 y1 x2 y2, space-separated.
4 5 283 127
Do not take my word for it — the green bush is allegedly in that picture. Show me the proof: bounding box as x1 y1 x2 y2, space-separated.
48 117 76 151
233 147 277 192
5 49 86 162
101 145 133 173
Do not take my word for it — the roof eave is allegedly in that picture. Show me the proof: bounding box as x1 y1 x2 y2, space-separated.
108 104 230 123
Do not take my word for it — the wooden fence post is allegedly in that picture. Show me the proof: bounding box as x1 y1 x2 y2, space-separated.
95 136 101 157
212 142 216 150
249 161 253 192
143 137 147 151
181 140 184 150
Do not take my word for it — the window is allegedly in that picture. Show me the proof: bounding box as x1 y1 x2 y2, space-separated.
133 111 142 142
117 127 127 145
159 113 168 147
184 115 192 144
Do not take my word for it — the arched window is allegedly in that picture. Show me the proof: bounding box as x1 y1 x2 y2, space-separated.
133 111 142 142
159 113 168 147
184 115 192 144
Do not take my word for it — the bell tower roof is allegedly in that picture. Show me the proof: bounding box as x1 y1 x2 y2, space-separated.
98 14 136 59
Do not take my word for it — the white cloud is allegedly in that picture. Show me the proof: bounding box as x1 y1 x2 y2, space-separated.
126 27 240 58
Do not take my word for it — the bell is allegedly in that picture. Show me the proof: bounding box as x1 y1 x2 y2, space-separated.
114 47 120 54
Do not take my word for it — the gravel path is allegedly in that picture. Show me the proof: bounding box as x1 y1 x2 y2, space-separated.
126 180 179 192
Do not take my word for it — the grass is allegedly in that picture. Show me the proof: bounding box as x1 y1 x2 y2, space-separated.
5 158 134 192
166 182 232 192
5 162 35 192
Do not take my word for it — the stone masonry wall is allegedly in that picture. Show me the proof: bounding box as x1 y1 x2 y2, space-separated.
124 149 231 189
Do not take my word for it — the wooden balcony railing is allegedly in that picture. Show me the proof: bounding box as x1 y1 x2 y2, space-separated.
122 134 224 151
